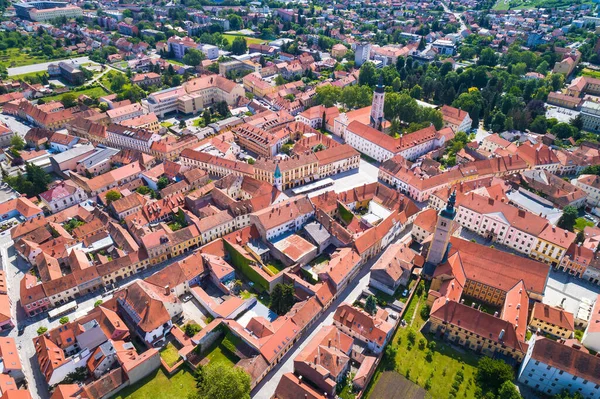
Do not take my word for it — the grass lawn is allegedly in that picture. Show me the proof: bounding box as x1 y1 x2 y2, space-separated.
264 259 286 274
222 34 265 46
582 68 600 79
240 290 255 300
205 344 239 367
99 70 127 89
112 368 196 399
161 121 174 128
9 70 49 82
0 48 49 69
365 298 480 399
43 86 109 102
575 217 595 232
159 342 181 367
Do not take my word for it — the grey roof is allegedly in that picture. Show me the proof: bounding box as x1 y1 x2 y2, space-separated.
303 221 331 245
78 146 120 168
50 144 95 164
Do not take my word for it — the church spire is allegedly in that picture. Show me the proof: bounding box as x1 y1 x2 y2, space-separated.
370 75 385 130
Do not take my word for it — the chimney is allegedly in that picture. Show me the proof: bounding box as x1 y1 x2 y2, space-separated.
164 285 170 295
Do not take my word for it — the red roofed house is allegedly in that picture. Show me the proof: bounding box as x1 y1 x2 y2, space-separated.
369 242 415 295
333 303 393 354
293 325 353 397
441 105 472 133
39 180 88 213
529 302 574 339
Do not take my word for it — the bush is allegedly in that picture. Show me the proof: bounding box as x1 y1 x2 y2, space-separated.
37 326 48 335
94 300 103 308
420 304 431 320
59 316 69 325
185 323 202 338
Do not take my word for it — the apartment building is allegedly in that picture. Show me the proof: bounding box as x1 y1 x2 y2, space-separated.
518 337 600 398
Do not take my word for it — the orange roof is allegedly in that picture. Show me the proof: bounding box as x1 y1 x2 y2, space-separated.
532 302 574 332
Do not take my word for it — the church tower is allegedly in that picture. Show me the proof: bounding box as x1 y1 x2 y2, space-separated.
370 75 385 130
426 190 457 266
274 164 283 191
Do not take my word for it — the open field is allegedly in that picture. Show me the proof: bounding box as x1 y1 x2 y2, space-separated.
43 86 110 102
111 368 196 399
365 292 481 399
222 34 266 46
369 372 431 399
0 48 49 68
493 0 593 10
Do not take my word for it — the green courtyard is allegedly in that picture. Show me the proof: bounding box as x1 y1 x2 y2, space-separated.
112 368 196 399
159 342 181 367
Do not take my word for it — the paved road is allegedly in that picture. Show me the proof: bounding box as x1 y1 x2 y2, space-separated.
251 225 413 399
7 56 91 77
0 114 31 138
440 1 467 34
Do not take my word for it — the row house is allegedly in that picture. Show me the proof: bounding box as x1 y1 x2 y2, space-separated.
378 154 528 202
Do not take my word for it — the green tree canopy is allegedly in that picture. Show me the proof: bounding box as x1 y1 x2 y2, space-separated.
194 362 251 399
270 283 295 315
557 206 578 232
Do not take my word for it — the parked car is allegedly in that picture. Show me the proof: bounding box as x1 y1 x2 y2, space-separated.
402 289 408 297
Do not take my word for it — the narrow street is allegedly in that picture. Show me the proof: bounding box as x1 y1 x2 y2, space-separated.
251 225 413 399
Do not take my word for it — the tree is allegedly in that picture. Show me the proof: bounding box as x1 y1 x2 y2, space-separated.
183 48 205 66
227 14 243 30
230 36 247 55
365 295 377 315
202 109 211 126
185 323 202 337
110 73 128 93
37 326 48 335
10 135 25 151
157 176 169 190
316 85 341 108
551 122 579 140
557 206 578 232
478 48 498 66
59 316 69 325
61 93 77 108
94 300 103 308
270 283 295 315
194 362 251 399
105 190 122 205
529 115 548 134
179 119 187 129
275 74 285 86
409 84 422 99
498 381 522 399
476 357 515 394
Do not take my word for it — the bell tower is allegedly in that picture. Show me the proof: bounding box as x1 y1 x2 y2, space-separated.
426 190 457 266
274 164 283 191
370 75 385 131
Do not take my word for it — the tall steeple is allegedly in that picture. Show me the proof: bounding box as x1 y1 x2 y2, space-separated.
426 190 457 266
274 164 282 191
370 75 385 131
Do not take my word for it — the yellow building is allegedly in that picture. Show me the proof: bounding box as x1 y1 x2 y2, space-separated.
429 301 526 362
529 303 574 339
531 227 576 267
